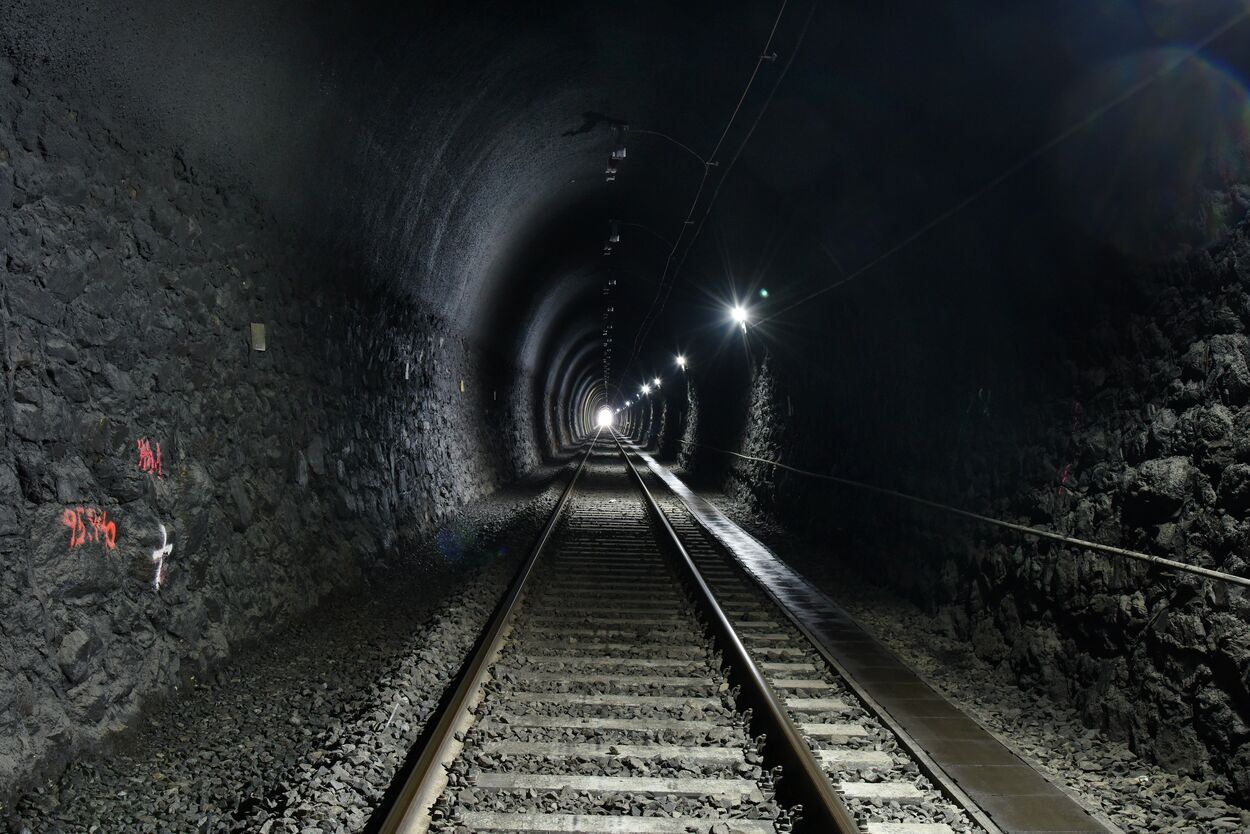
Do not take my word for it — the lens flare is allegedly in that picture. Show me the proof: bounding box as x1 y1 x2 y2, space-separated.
1050 48 1250 259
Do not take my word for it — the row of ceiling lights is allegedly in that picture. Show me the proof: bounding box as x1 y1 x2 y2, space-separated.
595 122 763 405
610 291 762 413
608 296 758 416
591 116 771 413
594 0 794 412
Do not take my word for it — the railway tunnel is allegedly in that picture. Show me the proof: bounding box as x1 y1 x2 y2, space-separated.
3 1 1250 832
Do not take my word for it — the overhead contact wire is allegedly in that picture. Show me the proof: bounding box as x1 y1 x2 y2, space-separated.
623 0 801 380
650 0 817 326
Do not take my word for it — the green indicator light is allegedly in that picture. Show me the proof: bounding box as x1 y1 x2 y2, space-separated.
759 288 769 298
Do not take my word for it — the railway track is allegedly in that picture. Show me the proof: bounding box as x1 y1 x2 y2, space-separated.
374 434 978 834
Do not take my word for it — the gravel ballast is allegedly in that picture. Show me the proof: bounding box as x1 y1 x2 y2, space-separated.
3 466 569 834
637 468 984 834
698 484 1250 834
428 461 789 834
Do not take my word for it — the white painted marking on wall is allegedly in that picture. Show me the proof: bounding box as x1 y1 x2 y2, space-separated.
152 524 173 590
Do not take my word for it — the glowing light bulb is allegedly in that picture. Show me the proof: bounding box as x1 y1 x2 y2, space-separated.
676 355 687 370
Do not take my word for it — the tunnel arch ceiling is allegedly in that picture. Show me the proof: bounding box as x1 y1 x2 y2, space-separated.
10 0 1250 449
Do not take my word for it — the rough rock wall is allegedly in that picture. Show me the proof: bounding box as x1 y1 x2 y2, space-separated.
982 228 1250 800
676 378 700 470
714 218 1250 801
0 59 535 799
723 354 789 509
656 382 688 460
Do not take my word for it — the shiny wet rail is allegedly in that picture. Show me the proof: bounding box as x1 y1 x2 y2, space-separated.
621 439 1123 834
372 432 1083 834
372 434 857 834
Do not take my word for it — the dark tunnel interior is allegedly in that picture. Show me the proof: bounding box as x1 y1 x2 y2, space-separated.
4 0 1250 830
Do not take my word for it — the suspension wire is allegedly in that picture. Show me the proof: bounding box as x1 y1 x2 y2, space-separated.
649 0 818 333
618 221 677 249
627 128 708 165
708 0 790 162
759 5 1250 327
678 439 1250 589
623 165 713 370
623 0 808 381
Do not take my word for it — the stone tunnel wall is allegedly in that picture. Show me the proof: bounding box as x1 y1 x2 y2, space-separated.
0 57 537 799
710 215 1250 802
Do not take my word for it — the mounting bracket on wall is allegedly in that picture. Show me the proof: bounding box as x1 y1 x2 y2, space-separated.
250 323 267 352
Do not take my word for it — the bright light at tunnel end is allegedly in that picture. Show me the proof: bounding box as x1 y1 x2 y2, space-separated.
596 407 614 429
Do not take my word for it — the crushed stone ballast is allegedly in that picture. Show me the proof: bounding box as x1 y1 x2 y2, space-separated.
373 434 974 834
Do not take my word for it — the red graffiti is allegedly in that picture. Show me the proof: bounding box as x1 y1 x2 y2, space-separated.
1057 400 1085 497
1057 463 1072 496
137 439 164 478
62 507 118 551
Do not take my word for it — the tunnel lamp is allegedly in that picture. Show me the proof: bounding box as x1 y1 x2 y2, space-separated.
653 377 661 387
731 303 749 332
625 400 632 407
641 384 651 395
596 407 614 428
676 355 687 370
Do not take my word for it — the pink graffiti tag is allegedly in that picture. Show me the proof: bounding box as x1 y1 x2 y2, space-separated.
62 507 118 550
1056 463 1073 496
137 439 164 478
1057 400 1084 497
61 505 117 550
62 509 86 547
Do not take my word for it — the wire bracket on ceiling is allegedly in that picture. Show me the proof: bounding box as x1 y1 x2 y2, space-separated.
611 123 629 159
604 220 621 256
605 123 629 182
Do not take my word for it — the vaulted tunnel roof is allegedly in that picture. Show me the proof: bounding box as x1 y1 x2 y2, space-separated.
7 0 1250 430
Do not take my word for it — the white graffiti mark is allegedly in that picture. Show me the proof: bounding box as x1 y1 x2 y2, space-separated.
152 524 173 590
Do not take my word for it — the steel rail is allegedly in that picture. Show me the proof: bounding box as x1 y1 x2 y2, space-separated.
371 433 600 834
634 441 1004 833
679 439 1250 589
613 432 861 834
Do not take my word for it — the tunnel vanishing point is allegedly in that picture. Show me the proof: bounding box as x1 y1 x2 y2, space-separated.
3 2 1250 833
